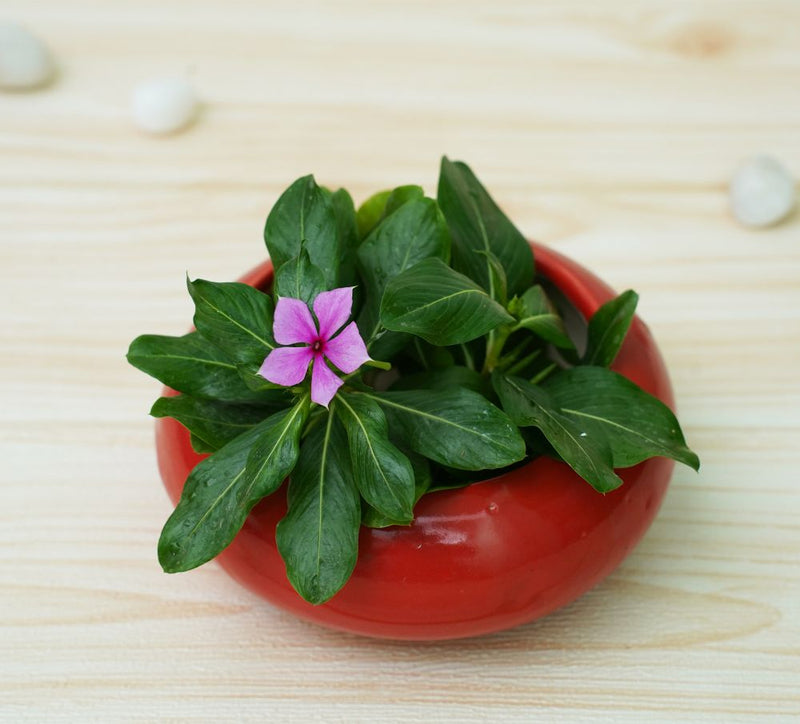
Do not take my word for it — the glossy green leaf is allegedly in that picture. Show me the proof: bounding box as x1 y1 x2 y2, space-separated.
356 189 391 239
189 432 215 454
274 249 327 306
355 185 428 241
236 364 284 393
357 198 450 354
437 157 534 297
362 451 432 529
276 410 361 605
150 394 284 452
584 290 638 367
511 285 574 349
366 387 525 470
243 396 311 496
187 278 276 369
382 185 425 218
380 257 513 345
545 366 699 470
493 373 622 492
336 392 415 523
127 332 265 403
158 399 309 573
264 175 340 287
478 249 508 306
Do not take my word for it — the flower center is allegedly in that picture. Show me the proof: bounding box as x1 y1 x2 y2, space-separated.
311 338 324 354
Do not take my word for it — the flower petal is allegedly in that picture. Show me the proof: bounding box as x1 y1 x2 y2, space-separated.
313 287 354 341
273 297 318 345
324 322 371 374
310 358 343 408
258 346 313 387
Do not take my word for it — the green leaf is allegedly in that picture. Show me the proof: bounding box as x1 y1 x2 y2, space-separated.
276 408 361 604
382 184 425 218
389 365 488 396
545 366 700 470
329 188 359 287
150 394 284 452
336 392 415 523
264 175 340 287
362 451 432 529
493 373 622 493
235 365 283 394
477 249 508 306
158 399 309 572
357 198 450 354
273 249 327 306
380 257 513 346
187 278 276 370
437 157 534 297
127 332 266 403
189 432 215 454
355 185 426 241
584 290 638 367
403 337 455 372
366 387 525 470
511 285 574 349
358 198 451 316
243 396 311 495
356 189 391 239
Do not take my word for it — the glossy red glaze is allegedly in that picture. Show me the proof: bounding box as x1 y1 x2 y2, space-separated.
156 244 676 640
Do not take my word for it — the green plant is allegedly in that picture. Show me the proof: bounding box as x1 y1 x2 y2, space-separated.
128 158 698 604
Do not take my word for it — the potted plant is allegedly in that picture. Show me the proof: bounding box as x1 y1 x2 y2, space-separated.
128 158 698 640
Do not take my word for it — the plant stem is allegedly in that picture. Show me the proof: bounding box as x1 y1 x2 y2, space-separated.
481 324 513 376
459 343 475 370
497 335 531 368
413 338 430 370
366 322 385 351
505 348 542 376
301 408 328 439
530 362 557 386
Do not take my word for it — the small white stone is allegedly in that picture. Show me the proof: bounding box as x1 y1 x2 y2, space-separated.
730 155 796 228
0 22 55 90
131 77 199 135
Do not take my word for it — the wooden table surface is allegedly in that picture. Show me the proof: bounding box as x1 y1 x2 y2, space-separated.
2 2 799 721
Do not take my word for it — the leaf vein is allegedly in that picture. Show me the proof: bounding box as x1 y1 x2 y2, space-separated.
364 393 498 447
241 401 306 504
338 396 403 509
200 296 275 350
188 468 246 538
134 353 237 370
392 287 486 321
563 408 675 451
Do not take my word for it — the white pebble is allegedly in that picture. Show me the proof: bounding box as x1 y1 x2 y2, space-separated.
0 22 55 90
730 155 796 228
131 77 199 135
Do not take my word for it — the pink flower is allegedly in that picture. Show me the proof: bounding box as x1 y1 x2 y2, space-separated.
258 287 370 407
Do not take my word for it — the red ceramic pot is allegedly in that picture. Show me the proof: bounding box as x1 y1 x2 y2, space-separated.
156 244 675 640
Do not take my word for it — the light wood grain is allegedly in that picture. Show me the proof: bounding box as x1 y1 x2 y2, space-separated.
2 1 799 721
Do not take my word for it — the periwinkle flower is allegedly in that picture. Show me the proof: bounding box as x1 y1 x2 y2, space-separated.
258 287 370 407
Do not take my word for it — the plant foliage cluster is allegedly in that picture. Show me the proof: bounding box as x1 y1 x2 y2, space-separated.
128 158 698 604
